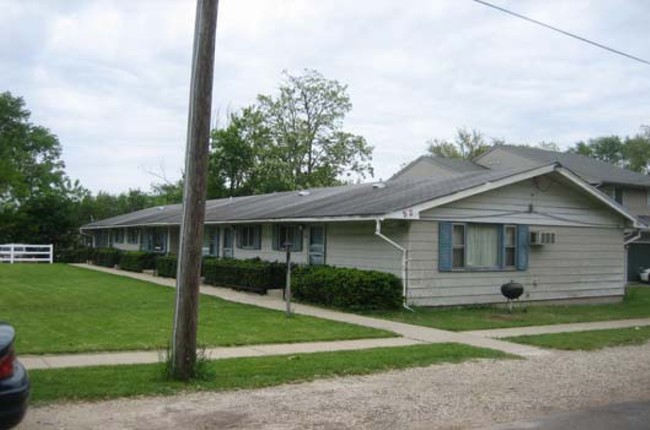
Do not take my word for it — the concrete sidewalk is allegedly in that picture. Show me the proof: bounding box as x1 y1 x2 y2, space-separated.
70 264 551 358
463 318 650 338
21 337 421 370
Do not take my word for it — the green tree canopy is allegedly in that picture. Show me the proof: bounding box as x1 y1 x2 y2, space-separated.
426 128 491 160
0 92 91 250
208 70 374 196
567 127 650 174
0 91 69 205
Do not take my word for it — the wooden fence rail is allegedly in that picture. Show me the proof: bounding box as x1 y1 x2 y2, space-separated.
0 244 53 264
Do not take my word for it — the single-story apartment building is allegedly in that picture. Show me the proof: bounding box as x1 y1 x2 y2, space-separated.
82 163 642 307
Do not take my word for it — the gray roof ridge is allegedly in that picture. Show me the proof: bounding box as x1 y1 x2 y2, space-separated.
480 144 650 187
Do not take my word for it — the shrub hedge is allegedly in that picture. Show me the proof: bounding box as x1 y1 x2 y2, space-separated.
203 258 286 294
93 248 123 268
57 247 94 263
156 255 177 278
292 265 402 311
119 251 157 273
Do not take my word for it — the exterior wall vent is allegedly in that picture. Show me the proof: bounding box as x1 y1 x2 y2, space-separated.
530 230 555 246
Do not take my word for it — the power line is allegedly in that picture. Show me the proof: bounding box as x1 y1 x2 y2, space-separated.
471 0 650 67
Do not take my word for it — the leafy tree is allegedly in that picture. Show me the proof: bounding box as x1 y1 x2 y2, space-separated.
208 70 374 194
0 92 68 204
568 136 625 166
567 128 650 174
0 91 91 252
536 141 560 152
208 108 261 197
150 179 184 205
257 69 373 189
623 126 650 173
426 128 491 160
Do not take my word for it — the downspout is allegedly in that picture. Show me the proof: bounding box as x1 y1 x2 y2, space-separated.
375 219 414 311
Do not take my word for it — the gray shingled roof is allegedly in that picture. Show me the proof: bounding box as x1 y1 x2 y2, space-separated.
639 215 650 227
82 165 546 229
426 156 488 173
390 155 486 180
484 144 650 187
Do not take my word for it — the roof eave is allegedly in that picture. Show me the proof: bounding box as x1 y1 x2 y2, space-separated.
79 215 384 230
383 163 559 220
555 167 642 228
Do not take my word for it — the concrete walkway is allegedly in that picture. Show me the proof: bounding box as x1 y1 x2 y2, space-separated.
463 318 650 339
22 337 420 370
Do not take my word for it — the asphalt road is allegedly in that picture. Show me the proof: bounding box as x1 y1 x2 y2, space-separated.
492 400 650 430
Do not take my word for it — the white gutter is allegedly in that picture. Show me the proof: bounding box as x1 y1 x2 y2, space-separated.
625 230 642 246
374 219 413 311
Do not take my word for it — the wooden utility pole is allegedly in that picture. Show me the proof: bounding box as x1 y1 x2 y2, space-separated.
171 0 219 381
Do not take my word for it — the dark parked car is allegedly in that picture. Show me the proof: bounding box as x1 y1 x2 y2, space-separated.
0 323 29 430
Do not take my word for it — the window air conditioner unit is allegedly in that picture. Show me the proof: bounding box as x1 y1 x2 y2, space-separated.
530 230 555 246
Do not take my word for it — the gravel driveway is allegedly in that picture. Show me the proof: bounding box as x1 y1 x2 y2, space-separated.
19 343 650 430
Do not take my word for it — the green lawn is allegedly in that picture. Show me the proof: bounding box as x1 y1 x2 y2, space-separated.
29 343 509 404
505 326 650 351
364 286 650 331
0 264 392 354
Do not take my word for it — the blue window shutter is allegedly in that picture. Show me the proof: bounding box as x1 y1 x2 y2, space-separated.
254 226 262 249
438 222 453 271
516 225 529 271
272 225 280 250
293 227 303 252
497 224 505 269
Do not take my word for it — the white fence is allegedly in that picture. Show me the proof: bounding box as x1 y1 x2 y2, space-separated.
0 244 53 264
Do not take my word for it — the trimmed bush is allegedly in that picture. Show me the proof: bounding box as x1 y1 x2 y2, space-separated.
119 251 157 273
156 255 177 278
201 256 218 277
57 247 94 263
292 265 402 311
93 248 123 268
203 258 286 294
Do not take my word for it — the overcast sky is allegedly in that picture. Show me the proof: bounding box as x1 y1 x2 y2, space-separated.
2 0 649 194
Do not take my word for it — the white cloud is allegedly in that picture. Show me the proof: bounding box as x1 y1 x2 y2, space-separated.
1 0 649 193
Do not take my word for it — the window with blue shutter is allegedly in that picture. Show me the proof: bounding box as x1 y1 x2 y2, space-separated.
438 222 453 271
438 222 529 272
516 224 529 271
